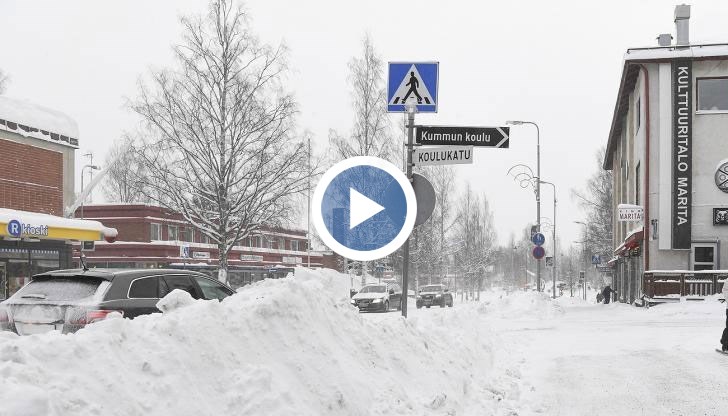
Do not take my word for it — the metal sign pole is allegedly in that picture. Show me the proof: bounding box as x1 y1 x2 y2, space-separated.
401 106 416 318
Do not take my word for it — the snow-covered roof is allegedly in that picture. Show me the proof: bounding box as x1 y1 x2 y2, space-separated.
0 96 79 148
604 43 728 169
0 208 117 239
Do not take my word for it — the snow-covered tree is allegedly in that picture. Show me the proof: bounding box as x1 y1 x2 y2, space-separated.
131 0 309 283
102 137 147 203
329 34 395 162
0 69 8 94
572 147 614 261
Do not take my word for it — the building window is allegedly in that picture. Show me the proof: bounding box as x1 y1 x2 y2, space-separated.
635 162 641 206
279 238 285 250
250 236 261 248
697 78 728 111
150 223 161 241
266 237 275 249
180 228 192 242
635 98 641 131
291 240 300 251
692 244 716 271
168 225 179 241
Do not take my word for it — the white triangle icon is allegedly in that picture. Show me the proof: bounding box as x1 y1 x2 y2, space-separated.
349 188 385 229
388 64 434 106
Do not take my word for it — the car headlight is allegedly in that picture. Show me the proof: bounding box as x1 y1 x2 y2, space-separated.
435 294 442 298
372 298 382 303
350 299 356 305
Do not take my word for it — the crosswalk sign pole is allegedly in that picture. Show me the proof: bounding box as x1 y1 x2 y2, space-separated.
401 104 416 318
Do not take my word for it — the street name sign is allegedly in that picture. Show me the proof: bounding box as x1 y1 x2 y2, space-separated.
416 125 509 147
387 62 438 113
413 146 473 167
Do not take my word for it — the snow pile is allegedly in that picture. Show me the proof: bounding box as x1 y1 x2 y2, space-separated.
0 268 526 416
477 290 564 319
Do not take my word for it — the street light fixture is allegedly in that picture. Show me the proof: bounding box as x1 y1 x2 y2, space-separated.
506 120 541 292
80 164 100 219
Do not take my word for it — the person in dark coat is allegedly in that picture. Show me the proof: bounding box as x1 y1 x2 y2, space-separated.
721 281 728 352
601 285 617 304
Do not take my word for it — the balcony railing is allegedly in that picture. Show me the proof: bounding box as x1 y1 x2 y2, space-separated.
643 270 727 299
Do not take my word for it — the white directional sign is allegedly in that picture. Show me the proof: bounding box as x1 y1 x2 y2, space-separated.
413 146 474 166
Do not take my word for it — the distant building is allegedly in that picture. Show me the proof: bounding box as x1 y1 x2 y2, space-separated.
76 204 327 288
0 96 116 297
604 5 728 302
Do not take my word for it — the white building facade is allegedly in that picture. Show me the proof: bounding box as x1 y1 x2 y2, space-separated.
604 5 728 302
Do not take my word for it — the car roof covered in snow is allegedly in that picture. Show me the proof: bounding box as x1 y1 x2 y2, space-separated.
32 268 210 281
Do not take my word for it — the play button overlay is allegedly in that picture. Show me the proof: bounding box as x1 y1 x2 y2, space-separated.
312 156 417 261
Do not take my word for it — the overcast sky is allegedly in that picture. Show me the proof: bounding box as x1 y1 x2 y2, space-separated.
2 0 728 250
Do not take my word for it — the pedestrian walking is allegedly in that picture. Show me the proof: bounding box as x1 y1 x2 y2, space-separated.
721 280 728 352
601 285 617 304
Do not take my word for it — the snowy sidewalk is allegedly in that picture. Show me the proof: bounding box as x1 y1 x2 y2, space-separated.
494 298 728 415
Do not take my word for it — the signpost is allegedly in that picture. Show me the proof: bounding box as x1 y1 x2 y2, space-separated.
617 204 644 222
416 126 509 147
413 146 473 166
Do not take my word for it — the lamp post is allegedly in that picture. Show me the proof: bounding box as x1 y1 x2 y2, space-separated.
80 164 100 219
506 120 541 292
540 181 557 298
574 220 588 300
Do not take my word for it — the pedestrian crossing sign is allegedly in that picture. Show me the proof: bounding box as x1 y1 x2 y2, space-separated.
387 62 438 113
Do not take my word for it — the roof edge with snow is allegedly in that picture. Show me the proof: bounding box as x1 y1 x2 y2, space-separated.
0 96 79 148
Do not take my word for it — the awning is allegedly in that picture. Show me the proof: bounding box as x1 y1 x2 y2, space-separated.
0 208 117 242
613 227 644 256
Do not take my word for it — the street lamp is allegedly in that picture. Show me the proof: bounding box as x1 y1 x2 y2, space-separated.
506 120 541 292
574 220 588 300
80 164 100 219
540 180 557 299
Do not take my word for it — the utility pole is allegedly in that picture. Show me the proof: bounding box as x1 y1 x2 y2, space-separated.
307 137 311 268
401 104 416 318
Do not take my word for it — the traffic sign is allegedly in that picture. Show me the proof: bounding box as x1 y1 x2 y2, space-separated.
413 146 473 167
179 244 190 258
387 62 438 113
416 126 510 148
531 232 545 246
532 246 545 260
412 173 436 226
591 254 601 265
312 156 417 261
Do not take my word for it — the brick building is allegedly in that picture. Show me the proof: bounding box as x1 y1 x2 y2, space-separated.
0 96 117 298
76 204 327 288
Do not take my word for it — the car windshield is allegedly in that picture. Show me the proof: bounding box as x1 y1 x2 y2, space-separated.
421 286 442 292
360 285 386 293
15 277 104 302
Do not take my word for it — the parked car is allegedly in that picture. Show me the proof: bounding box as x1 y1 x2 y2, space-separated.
416 284 453 309
350 283 403 312
0 268 234 335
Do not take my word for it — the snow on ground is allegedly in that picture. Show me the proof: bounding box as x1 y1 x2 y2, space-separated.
2 269 725 415
0 268 541 416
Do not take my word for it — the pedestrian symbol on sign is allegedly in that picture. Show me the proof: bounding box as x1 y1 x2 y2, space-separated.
389 65 434 107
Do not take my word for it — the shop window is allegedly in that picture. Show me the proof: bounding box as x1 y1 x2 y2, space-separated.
168 225 179 241
697 78 728 111
691 244 716 271
150 223 161 241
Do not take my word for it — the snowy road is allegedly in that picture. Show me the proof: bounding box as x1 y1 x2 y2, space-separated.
502 299 728 416
364 294 728 415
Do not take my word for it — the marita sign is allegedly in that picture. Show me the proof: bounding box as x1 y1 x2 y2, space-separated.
672 59 692 249
617 204 644 222
415 126 509 148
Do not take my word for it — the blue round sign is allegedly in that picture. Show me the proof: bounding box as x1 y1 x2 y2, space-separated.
533 246 546 260
531 232 545 246
7 219 22 238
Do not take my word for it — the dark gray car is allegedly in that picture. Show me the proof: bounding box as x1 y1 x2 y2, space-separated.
0 269 234 335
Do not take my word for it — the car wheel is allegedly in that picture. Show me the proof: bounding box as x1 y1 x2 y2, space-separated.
448 298 453 307
426 305 430 308
397 300 402 311
383 301 389 312
416 304 422 309
440 300 445 308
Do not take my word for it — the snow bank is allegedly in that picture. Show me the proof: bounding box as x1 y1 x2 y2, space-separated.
0 268 526 416
477 290 564 319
